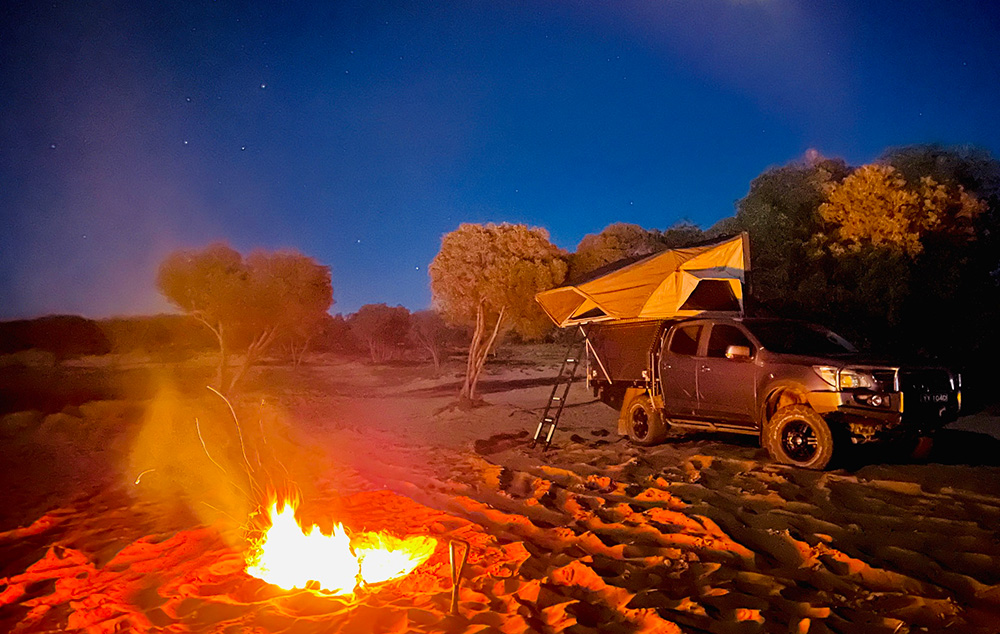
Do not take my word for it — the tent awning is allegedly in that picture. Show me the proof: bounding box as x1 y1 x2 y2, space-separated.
536 233 750 328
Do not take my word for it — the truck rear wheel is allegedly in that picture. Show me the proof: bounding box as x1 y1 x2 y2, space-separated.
625 393 668 446
764 405 835 469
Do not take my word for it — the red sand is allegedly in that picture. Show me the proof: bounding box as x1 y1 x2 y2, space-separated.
2 351 1000 632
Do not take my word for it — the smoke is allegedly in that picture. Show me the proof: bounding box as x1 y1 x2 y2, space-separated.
127 384 304 541
3 84 224 319
1 2 229 320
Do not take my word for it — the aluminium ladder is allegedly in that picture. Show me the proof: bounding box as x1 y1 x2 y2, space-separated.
531 341 584 450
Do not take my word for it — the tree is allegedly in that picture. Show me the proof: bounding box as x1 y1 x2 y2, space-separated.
733 147 1000 361
348 304 411 364
0 315 111 360
819 164 985 256
409 309 456 374
310 313 359 355
568 221 708 282
734 155 851 317
157 243 333 392
569 223 663 282
429 223 568 404
817 155 993 359
880 144 1000 206
660 221 705 248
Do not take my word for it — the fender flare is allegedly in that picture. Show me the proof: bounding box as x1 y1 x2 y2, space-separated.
759 381 812 428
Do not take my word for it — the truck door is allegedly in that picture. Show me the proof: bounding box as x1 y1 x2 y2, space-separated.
695 323 757 425
659 323 703 417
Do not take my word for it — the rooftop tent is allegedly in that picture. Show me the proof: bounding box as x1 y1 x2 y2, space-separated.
535 233 750 328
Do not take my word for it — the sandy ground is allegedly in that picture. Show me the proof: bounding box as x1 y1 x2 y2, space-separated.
2 348 1000 633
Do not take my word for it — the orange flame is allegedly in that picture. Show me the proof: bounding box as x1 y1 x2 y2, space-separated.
245 498 437 595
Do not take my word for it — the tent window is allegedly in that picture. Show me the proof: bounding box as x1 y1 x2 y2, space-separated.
680 280 740 312
573 307 607 320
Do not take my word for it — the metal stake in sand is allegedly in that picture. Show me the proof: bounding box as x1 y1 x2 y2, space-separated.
449 540 469 615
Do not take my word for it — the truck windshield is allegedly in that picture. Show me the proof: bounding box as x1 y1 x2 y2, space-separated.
743 320 857 355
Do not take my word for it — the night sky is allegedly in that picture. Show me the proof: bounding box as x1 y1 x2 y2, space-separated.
3 0 1000 319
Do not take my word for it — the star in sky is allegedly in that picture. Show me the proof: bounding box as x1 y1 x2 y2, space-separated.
1 0 999 319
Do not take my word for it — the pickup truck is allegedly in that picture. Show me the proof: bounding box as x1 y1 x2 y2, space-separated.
585 316 962 469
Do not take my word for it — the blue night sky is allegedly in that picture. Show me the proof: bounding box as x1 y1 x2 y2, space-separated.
2 0 999 318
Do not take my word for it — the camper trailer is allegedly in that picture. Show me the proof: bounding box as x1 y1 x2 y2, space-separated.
536 234 961 469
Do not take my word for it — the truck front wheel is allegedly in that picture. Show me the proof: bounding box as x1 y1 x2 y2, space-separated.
625 394 668 446
764 405 835 469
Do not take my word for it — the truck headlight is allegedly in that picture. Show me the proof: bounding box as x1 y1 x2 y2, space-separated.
813 366 838 387
813 366 874 390
839 369 874 390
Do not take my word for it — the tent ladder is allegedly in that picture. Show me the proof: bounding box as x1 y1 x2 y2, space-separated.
531 340 584 450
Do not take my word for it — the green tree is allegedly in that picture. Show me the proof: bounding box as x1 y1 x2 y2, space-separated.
819 164 985 256
311 314 359 354
569 221 706 282
734 155 850 318
659 220 705 248
878 146 1000 367
881 144 1000 205
409 309 459 374
429 223 568 404
157 243 333 392
349 303 411 364
734 147 998 361
569 223 663 281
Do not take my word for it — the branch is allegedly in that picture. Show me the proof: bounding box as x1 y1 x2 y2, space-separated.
195 416 252 501
191 313 223 347
207 385 263 499
246 326 278 360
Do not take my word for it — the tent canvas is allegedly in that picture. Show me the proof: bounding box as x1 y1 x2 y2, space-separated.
536 233 750 328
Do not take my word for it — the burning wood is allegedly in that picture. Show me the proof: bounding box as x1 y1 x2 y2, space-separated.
244 496 438 596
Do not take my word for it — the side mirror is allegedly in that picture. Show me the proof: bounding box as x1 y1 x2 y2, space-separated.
725 345 752 360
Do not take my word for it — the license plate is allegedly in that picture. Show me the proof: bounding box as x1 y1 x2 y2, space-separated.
920 393 948 404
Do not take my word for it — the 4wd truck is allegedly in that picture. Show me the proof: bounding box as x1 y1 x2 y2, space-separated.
583 316 961 469
535 234 961 469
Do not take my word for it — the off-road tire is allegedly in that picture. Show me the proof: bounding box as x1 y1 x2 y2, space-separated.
764 405 835 469
625 393 668 446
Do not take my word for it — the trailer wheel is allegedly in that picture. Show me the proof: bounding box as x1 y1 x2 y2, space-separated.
764 405 835 469
625 393 668 446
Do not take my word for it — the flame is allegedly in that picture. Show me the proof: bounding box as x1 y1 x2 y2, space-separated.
245 499 437 595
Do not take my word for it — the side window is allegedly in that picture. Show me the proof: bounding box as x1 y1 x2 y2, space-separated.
669 325 702 356
707 325 754 359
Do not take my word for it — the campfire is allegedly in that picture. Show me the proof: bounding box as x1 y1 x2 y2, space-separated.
244 495 438 596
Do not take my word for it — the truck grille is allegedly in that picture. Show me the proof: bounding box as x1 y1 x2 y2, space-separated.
898 369 952 394
871 370 897 390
